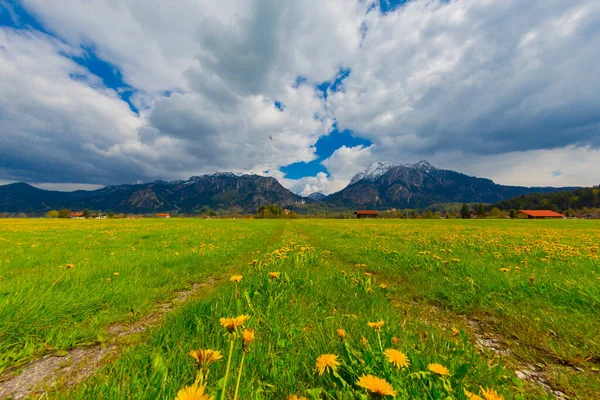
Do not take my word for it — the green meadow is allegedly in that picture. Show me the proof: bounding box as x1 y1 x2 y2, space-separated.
0 219 599 399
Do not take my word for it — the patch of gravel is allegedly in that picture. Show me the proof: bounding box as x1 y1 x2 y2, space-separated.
0 278 216 400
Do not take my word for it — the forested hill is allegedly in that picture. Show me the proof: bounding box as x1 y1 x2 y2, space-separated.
494 186 600 212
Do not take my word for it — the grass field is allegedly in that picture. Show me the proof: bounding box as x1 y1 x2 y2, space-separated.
0 219 599 399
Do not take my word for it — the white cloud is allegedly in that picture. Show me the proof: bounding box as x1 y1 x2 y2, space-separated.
1 0 600 194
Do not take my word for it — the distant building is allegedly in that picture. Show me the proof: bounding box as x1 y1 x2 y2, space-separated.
69 212 84 219
355 210 379 219
283 209 290 215
156 213 171 218
518 210 564 219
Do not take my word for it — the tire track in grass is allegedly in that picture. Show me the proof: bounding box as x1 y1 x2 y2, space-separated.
0 221 287 400
292 222 566 399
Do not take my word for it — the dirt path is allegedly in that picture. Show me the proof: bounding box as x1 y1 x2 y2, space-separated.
0 278 217 400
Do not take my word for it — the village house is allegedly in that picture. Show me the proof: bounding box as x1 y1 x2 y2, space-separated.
69 212 84 219
354 210 379 219
156 213 170 219
518 210 564 219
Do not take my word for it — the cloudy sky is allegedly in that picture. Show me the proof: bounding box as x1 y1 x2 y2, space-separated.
1 0 599 195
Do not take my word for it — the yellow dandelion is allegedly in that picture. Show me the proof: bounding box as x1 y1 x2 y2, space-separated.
336 329 346 339
364 272 374 277
268 271 281 279
480 387 504 400
379 283 388 289
384 348 410 369
315 354 340 375
367 287 373 293
242 328 255 347
464 389 483 400
113 272 119 277
428 363 450 376
499 268 510 272
219 315 250 332
451 327 459 336
356 375 397 396
66 264 74 269
368 320 385 330
361 336 368 346
188 349 223 368
230 275 243 283
175 383 212 400
286 396 308 400
392 337 399 345
0 276 4 280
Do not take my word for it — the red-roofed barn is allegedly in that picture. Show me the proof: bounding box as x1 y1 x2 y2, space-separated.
518 210 564 219
355 210 379 219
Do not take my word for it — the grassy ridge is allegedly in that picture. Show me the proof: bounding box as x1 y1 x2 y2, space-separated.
0 219 283 372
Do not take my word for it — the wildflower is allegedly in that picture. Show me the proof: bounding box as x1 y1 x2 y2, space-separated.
220 315 250 332
361 336 368 346
336 329 346 339
428 363 450 376
0 276 3 280
451 327 459 336
480 387 504 400
230 275 243 283
529 275 535 284
379 283 388 289
464 389 483 400
242 329 255 347
392 337 399 345
367 287 373 294
452 258 461 262
189 349 223 368
315 354 340 375
364 272 374 277
268 272 281 279
113 272 119 277
286 396 308 400
175 383 212 400
66 264 74 269
368 320 385 330
499 268 510 272
384 348 410 369
356 375 397 396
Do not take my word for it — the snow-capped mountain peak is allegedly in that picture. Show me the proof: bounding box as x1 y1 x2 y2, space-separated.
349 162 394 185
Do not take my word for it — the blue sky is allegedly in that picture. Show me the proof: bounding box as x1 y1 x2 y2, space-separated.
1 0 599 194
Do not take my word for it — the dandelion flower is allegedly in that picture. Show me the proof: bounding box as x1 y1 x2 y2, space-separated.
286 396 308 400
113 272 119 277
392 337 399 345
428 363 450 376
451 327 459 336
379 284 388 289
499 267 510 272
336 329 346 339
189 349 223 368
356 375 397 396
66 264 74 269
219 315 250 332
464 389 483 400
364 272 374 277
384 348 410 369
315 354 340 375
480 387 504 400
269 272 281 279
0 276 4 280
230 275 242 283
368 320 385 330
242 329 255 347
361 336 368 346
175 383 212 400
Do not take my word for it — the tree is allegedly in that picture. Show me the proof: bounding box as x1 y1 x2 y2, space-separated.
107 212 115 218
461 204 470 219
82 209 90 218
58 209 72 218
17 213 28 218
490 207 503 219
46 210 59 218
477 203 486 217
509 209 518 219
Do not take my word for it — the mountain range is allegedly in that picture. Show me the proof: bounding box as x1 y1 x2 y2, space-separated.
0 162 576 214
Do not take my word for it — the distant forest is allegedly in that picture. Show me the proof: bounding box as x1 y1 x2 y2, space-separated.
495 186 600 213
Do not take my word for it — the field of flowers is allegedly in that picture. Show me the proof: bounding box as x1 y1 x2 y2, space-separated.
1 219 599 399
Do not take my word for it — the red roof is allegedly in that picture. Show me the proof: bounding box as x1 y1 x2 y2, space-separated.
355 210 379 215
70 212 83 217
156 213 170 217
519 210 564 217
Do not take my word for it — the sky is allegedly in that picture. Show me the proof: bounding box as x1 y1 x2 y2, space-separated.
0 0 599 195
